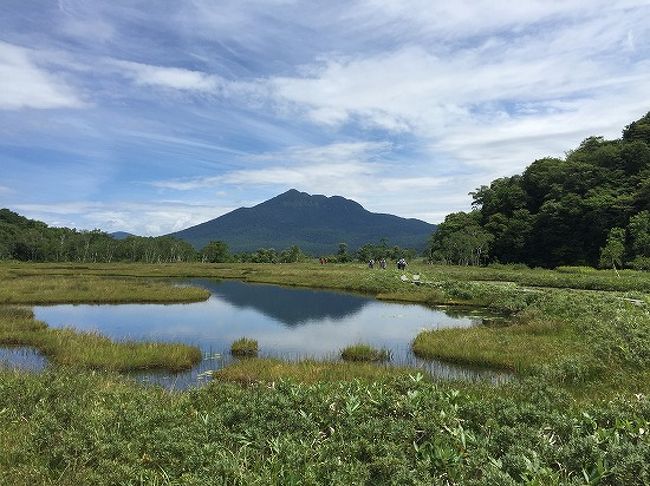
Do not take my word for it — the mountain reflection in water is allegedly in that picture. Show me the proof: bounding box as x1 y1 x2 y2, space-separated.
193 279 368 326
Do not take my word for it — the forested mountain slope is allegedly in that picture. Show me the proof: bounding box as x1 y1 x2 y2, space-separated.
169 189 436 255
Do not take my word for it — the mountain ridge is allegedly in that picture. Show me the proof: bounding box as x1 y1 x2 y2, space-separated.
168 189 436 254
109 231 135 240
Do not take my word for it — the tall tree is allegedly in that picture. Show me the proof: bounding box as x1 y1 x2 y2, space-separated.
201 240 230 263
599 227 626 274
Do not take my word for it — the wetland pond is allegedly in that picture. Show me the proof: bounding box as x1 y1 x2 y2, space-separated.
2 279 512 388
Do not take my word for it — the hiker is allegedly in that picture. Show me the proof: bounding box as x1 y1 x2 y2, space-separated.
380 258 386 269
397 258 407 270
368 259 374 269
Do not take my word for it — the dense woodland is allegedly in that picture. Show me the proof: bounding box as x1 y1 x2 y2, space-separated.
429 112 650 268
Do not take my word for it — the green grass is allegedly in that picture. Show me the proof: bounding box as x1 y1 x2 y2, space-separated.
341 344 391 362
412 322 579 372
0 274 209 305
0 306 201 372
230 337 259 357
215 358 413 384
6 260 650 293
411 289 650 394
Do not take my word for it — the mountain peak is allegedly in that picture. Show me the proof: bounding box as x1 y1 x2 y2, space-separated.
263 189 363 210
272 188 309 200
168 190 436 254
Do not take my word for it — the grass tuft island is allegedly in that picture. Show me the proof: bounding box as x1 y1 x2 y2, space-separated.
230 337 259 357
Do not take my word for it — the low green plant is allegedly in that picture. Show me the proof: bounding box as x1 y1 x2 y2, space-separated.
230 337 259 357
630 256 650 271
0 369 649 484
340 343 391 362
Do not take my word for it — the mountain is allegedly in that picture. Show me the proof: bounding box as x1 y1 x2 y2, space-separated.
109 231 135 240
168 189 436 254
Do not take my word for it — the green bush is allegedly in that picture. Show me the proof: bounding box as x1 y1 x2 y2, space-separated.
630 257 650 271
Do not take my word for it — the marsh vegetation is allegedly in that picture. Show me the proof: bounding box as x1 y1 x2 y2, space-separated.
0 306 201 372
1 261 650 483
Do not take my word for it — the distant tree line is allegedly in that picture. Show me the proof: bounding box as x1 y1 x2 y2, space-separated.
0 209 418 265
0 210 198 263
345 238 416 263
428 111 650 269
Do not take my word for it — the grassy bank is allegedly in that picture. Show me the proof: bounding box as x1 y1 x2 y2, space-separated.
0 306 201 372
412 293 583 373
6 261 650 293
230 337 259 357
412 321 580 373
0 274 209 305
411 289 650 396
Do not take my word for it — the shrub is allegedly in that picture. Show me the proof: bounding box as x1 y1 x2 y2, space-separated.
630 257 650 271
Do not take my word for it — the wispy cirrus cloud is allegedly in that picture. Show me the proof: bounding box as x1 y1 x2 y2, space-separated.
113 60 223 92
148 140 453 221
150 141 390 191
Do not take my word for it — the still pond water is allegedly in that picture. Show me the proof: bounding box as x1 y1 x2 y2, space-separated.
1 279 511 388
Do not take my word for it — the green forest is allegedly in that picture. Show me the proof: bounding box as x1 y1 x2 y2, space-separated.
429 112 650 269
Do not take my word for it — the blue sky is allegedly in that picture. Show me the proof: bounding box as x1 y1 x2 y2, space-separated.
1 0 650 235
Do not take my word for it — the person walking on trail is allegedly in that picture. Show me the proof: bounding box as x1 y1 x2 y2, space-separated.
380 258 386 269
397 258 407 271
368 259 375 269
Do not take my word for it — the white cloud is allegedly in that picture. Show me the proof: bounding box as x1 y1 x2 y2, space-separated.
113 60 223 92
13 201 232 236
253 8 650 179
349 0 650 40
150 177 222 191
0 42 85 110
